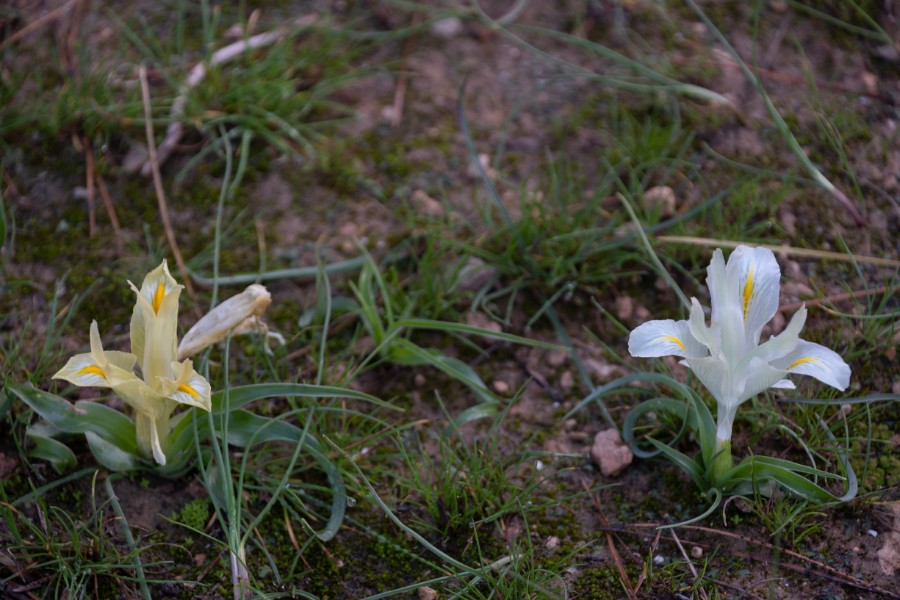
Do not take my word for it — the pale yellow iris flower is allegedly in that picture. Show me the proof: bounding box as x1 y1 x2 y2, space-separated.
54 261 211 465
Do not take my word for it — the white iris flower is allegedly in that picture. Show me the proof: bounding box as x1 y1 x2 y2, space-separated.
628 246 850 452
53 261 212 465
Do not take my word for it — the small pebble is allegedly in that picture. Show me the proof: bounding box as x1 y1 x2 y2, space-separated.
430 16 463 38
492 380 509 394
545 536 560 549
418 586 438 600
868 529 878 538
547 349 568 368
653 555 665 565
690 546 703 559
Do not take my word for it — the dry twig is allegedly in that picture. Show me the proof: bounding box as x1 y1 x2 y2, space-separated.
140 14 318 176
0 0 79 51
138 65 198 307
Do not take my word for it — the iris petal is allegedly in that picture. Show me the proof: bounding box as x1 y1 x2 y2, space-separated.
756 305 806 362
771 340 851 391
730 246 781 345
628 319 706 359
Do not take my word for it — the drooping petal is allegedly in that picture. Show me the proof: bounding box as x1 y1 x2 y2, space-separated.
135 412 168 465
53 352 111 388
628 319 706 359
129 260 182 385
756 304 806 363
159 360 212 411
729 246 781 345
770 340 851 391
149 418 167 465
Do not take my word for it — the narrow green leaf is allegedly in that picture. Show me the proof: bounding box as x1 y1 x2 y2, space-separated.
25 430 77 472
395 318 565 350
85 431 140 472
210 383 399 414
8 384 137 453
646 437 705 489
213 409 346 541
444 401 500 435
621 397 690 459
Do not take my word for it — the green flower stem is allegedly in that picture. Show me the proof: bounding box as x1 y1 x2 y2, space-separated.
710 437 733 484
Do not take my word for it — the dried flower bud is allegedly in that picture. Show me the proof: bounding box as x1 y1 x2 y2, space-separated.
178 284 273 360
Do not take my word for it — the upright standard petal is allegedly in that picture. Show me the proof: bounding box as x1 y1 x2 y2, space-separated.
770 340 851 391
628 319 707 359
129 260 182 385
709 249 746 362
730 246 781 345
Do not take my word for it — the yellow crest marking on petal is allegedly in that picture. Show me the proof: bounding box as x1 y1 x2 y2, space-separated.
177 383 200 399
742 269 754 322
152 282 165 315
787 357 820 370
77 365 107 379
658 335 686 353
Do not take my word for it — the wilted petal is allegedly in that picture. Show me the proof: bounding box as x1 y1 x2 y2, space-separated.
770 340 851 391
177 284 272 360
730 246 781 345
628 319 706 358
134 412 168 465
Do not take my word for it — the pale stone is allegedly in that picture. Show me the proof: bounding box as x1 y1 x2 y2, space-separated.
418 586 439 600
590 428 633 477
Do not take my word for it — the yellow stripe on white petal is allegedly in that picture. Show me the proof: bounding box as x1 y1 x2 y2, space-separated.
136 260 181 315
53 353 112 388
729 246 781 344
162 360 212 411
771 340 851 391
128 260 183 377
628 319 706 359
